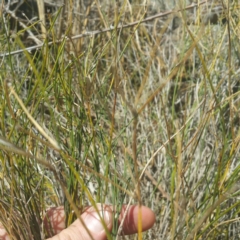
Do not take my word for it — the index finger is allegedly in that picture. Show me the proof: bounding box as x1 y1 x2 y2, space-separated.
118 205 156 235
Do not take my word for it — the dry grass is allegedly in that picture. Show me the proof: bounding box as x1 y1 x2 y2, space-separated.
0 0 240 239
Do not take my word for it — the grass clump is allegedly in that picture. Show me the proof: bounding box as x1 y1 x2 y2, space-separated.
0 0 240 239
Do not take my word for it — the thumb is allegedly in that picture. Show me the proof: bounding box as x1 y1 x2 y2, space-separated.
47 204 113 240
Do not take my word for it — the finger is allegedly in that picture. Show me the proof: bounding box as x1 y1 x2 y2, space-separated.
118 205 156 235
44 206 65 236
46 204 113 240
0 222 10 240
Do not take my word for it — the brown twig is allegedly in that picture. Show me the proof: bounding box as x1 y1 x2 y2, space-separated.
0 1 208 57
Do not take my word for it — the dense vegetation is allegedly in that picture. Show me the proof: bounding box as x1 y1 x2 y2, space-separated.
0 0 240 239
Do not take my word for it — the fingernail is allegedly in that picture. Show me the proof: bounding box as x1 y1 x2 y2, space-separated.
85 209 111 233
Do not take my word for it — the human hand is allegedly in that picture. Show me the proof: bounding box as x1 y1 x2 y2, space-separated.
0 204 155 240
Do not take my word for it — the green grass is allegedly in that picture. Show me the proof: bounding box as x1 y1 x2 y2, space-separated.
0 0 240 239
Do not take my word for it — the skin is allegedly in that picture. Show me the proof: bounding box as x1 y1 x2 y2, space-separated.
0 204 156 240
